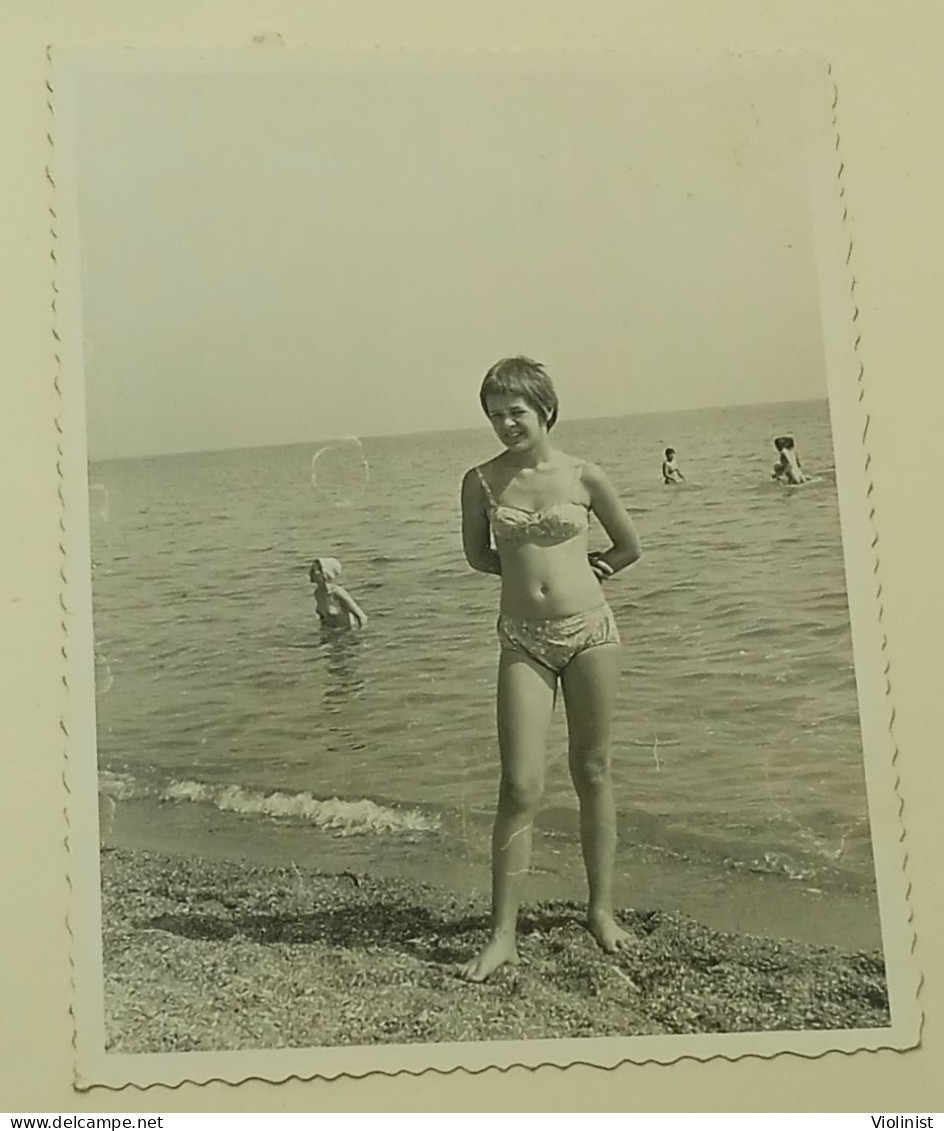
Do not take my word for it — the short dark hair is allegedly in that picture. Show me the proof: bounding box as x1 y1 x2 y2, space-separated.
479 356 559 430
665 448 675 458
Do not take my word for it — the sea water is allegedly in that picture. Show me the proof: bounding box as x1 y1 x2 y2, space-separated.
90 400 879 932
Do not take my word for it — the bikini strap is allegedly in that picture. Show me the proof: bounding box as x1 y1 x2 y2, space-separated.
475 465 496 506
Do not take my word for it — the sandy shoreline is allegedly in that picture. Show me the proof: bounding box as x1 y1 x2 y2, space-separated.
101 847 890 1053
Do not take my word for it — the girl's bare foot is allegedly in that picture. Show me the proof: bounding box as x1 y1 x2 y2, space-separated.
588 909 636 953
460 932 519 982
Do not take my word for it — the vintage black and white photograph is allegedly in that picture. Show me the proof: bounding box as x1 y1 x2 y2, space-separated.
54 50 917 1085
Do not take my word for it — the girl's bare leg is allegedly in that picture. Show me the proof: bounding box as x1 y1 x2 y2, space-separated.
461 650 557 982
561 644 634 952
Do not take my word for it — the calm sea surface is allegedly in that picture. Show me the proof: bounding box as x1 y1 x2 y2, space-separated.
90 400 877 895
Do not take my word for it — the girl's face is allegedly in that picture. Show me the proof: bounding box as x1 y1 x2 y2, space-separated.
485 394 547 452
310 561 324 583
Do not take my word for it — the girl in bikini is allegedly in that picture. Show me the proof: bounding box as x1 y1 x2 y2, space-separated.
308 557 368 630
460 356 642 982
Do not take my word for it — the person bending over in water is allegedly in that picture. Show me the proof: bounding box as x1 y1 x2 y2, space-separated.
772 436 806 484
662 447 685 485
771 437 787 480
460 356 642 982
308 557 368 630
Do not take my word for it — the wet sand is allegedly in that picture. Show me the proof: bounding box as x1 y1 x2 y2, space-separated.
102 847 890 1053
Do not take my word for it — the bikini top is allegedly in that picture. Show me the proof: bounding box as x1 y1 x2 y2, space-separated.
475 462 590 545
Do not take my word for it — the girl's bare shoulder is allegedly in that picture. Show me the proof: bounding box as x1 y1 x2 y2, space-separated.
465 454 502 476
566 454 608 484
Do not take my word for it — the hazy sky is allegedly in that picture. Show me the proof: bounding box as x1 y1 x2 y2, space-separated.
72 56 827 460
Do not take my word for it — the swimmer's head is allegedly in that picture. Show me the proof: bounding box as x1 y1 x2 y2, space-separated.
665 448 676 459
781 436 795 450
309 557 342 583
479 356 559 432
774 436 786 451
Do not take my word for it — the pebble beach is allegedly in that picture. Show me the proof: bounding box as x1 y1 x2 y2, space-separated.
101 847 891 1053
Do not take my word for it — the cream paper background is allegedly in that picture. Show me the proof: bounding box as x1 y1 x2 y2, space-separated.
1 2 941 1113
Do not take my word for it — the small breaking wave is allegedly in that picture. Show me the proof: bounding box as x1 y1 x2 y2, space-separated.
98 769 143 801
160 779 438 837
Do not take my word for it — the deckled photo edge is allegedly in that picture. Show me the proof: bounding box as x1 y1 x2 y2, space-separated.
802 62 922 1044
48 47 920 1091
50 49 112 1087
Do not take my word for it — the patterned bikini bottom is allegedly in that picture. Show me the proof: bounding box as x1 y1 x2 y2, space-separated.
497 602 620 675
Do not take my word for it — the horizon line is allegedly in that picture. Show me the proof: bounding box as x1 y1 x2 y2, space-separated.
89 395 828 464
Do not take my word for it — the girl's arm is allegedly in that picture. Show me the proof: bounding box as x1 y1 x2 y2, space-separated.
461 469 501 576
582 462 642 575
334 585 368 627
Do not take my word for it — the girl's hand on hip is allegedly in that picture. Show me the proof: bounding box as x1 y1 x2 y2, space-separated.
588 552 614 581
